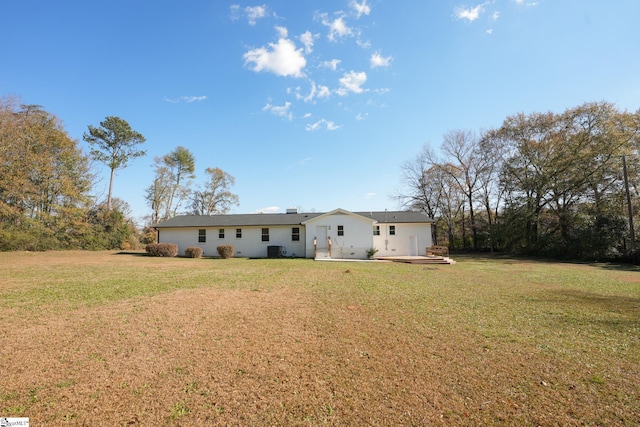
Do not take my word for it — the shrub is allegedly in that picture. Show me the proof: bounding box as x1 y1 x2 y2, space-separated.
145 243 178 257
217 245 234 259
185 247 203 258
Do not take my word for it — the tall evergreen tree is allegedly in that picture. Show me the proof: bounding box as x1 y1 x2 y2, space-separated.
83 116 146 211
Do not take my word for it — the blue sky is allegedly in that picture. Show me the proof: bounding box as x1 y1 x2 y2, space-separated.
2 0 639 224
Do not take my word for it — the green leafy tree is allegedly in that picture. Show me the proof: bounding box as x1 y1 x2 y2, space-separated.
0 97 93 250
83 116 146 211
494 102 640 257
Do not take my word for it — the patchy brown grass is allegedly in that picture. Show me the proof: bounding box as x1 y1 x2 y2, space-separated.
0 251 638 425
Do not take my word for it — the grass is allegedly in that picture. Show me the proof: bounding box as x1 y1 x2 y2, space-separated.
0 251 638 425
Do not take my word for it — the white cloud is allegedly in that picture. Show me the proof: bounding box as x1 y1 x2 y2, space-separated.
182 96 207 103
275 25 288 38
299 31 316 54
454 4 486 22
321 59 342 71
356 39 371 49
257 206 279 213
164 95 207 103
350 0 371 18
356 112 368 121
293 81 332 103
326 121 341 131
306 121 322 131
306 118 341 131
244 28 307 78
263 101 293 120
295 83 317 103
515 0 539 5
317 85 331 98
245 5 268 26
337 71 367 95
364 192 376 199
229 5 241 21
318 13 353 41
486 28 493 34
370 52 392 68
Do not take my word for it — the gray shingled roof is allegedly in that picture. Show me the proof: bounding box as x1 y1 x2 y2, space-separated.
153 210 432 228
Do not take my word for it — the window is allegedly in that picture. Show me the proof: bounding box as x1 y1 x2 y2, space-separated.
337 225 344 236
198 229 206 243
262 228 269 242
236 228 242 239
292 227 300 241
373 225 380 236
390 225 396 236
219 229 225 239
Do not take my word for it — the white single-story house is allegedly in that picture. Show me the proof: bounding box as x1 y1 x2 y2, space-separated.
153 208 433 259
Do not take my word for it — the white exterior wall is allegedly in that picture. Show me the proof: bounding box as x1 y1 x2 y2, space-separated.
159 226 307 258
372 223 433 257
304 213 375 259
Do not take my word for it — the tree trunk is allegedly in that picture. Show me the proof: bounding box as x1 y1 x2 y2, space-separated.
107 167 115 211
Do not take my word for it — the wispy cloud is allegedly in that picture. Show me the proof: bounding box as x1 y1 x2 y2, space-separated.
299 31 316 54
364 192 376 199
230 4 271 25
245 5 268 25
244 27 307 78
350 0 371 18
370 52 392 68
356 39 371 49
454 3 487 22
263 101 293 120
299 157 313 165
163 95 207 103
306 118 342 131
356 112 368 121
317 12 353 41
321 59 342 71
293 81 331 103
336 71 367 95
256 206 279 213
183 96 207 103
229 4 241 21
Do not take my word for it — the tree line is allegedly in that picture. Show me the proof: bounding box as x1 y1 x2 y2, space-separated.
3 95 638 260
0 96 238 251
397 102 640 261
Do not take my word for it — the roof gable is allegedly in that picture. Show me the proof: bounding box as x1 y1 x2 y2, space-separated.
300 208 375 225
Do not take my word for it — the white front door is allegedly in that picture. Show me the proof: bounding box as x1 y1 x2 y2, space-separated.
409 236 418 256
316 226 328 249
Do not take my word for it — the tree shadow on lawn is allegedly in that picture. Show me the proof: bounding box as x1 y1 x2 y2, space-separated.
539 287 640 328
453 252 640 272
115 251 148 256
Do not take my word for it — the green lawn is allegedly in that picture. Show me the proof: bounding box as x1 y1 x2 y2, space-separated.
0 251 638 425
